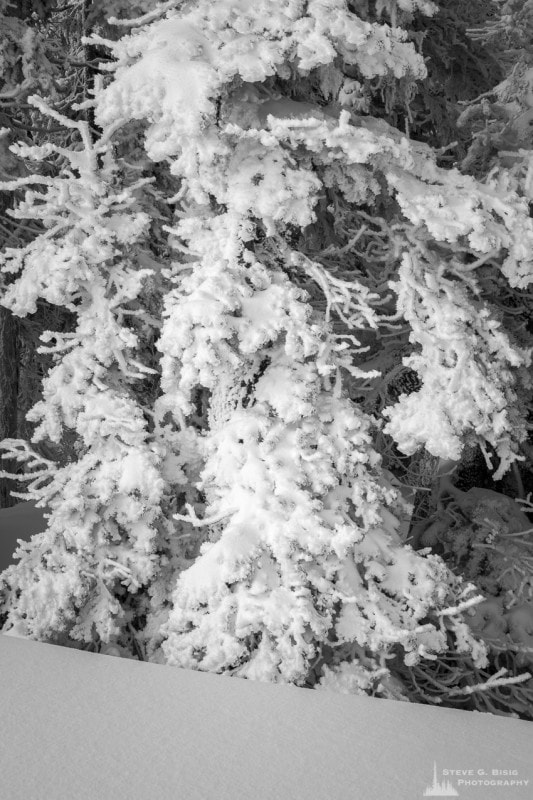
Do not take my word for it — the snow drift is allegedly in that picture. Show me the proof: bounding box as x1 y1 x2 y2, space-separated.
0 634 531 800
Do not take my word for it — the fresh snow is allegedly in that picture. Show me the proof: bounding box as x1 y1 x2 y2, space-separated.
0 634 532 800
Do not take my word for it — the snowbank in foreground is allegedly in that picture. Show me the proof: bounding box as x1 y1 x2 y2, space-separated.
0 502 46 572
0 635 531 800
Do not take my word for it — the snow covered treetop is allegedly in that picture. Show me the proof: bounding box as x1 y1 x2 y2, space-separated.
89 0 533 292
94 0 431 158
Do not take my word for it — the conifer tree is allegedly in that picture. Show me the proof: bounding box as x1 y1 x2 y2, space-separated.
2 0 533 698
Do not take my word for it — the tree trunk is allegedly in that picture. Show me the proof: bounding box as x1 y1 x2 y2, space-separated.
0 0 44 506
0 304 19 507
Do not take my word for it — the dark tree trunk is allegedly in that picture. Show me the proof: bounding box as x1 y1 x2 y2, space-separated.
0 184 21 507
0 1 34 506
0 305 19 507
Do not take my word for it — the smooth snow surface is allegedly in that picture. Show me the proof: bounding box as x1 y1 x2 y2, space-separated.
0 635 532 800
0 502 46 572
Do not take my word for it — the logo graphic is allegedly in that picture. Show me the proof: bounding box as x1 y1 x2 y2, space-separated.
423 762 459 797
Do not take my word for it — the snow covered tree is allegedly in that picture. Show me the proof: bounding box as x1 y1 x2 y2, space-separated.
0 0 105 506
2 0 533 702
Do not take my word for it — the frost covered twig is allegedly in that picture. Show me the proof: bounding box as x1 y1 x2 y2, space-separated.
173 504 237 529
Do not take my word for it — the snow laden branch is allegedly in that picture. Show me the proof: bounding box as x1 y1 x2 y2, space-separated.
0 99 200 653
290 250 381 331
383 249 531 479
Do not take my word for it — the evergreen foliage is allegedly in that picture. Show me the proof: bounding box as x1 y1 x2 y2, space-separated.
1 0 533 716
